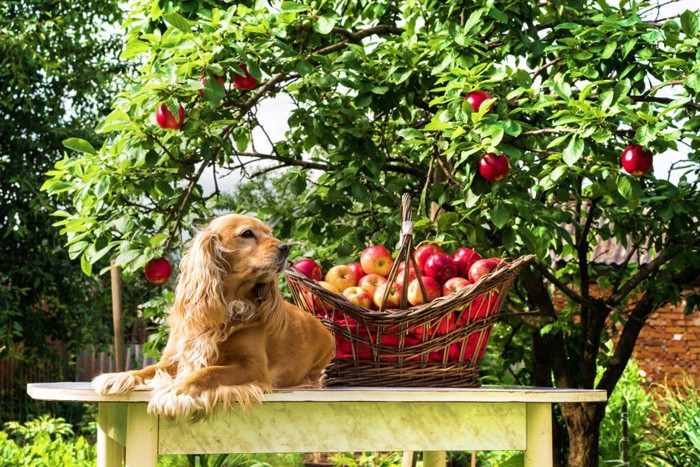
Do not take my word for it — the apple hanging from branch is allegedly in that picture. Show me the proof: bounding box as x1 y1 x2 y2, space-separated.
621 144 653 176
198 74 226 98
155 103 185 130
232 64 259 91
465 90 492 113
144 257 172 285
478 153 509 182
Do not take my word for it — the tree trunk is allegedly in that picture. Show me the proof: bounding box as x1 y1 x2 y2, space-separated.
560 401 605 467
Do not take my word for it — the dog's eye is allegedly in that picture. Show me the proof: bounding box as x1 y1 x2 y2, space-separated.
239 229 256 239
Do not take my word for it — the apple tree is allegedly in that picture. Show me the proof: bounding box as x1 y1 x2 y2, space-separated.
43 0 700 464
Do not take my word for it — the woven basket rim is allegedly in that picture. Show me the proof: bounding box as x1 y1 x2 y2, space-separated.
284 253 535 320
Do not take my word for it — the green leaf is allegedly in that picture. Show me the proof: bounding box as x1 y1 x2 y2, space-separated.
63 138 96 155
680 10 699 37
437 211 459 231
601 42 616 59
503 120 522 137
686 73 700 92
464 9 484 33
163 12 192 32
120 39 150 59
562 136 583 166
491 202 509 229
315 16 336 34
514 69 532 88
617 175 641 200
636 125 655 146
281 2 310 12
288 173 306 196
95 177 110 199
80 254 93 276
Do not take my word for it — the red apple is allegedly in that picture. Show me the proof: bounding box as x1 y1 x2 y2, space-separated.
360 245 394 276
144 257 172 285
479 153 509 182
292 258 323 281
358 273 388 297
407 276 442 306
155 103 185 130
343 286 374 309
232 64 258 90
442 276 472 296
414 243 445 273
373 281 404 309
324 264 357 292
346 262 366 281
453 247 482 278
198 74 226 97
468 258 504 283
465 90 492 113
396 266 418 286
621 144 653 176
424 253 458 284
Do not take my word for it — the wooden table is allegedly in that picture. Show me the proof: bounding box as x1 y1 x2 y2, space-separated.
28 382 606 467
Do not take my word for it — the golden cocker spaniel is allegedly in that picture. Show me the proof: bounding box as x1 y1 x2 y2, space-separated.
92 214 335 420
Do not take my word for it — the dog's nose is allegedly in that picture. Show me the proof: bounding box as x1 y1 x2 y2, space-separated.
276 243 290 255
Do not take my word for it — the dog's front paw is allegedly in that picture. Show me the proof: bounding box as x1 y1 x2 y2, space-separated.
92 372 141 395
148 386 201 421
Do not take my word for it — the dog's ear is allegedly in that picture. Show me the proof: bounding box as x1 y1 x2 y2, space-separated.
172 229 229 328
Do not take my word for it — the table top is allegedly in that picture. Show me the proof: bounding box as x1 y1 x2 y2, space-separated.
28 382 606 403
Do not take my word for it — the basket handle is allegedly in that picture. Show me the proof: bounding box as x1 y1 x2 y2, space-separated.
378 194 428 312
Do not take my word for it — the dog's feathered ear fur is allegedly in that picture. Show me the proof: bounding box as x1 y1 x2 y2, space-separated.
171 229 231 331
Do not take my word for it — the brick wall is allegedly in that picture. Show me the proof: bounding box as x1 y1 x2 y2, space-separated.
632 299 700 387
550 284 699 387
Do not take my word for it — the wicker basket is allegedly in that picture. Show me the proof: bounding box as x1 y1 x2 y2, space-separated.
285 194 535 387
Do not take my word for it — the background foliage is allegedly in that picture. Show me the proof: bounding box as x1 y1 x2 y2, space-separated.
22 0 700 463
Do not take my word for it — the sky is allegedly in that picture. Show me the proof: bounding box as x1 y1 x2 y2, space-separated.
202 0 697 195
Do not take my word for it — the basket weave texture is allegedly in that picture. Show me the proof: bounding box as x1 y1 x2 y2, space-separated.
285 195 534 387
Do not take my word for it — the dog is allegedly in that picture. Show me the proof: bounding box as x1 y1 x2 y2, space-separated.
92 214 335 420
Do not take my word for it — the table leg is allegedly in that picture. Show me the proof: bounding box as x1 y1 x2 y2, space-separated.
524 402 553 467
422 451 447 467
125 404 158 467
97 403 124 467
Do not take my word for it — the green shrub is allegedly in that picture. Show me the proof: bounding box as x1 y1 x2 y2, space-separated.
598 360 656 465
641 377 700 466
0 415 95 466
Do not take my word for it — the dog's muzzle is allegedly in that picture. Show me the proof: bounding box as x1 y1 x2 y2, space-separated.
275 243 290 271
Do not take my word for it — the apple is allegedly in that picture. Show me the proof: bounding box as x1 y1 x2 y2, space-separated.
465 90 492 113
343 286 374 309
396 266 418 286
373 281 404 309
232 64 258 90
424 253 458 284
292 258 323 281
442 276 472 296
453 247 482 278
621 144 653 176
324 264 357 292
155 103 185 130
414 243 445 273
407 276 442 306
198 74 226 97
358 273 388 297
144 257 172 285
346 262 366 281
479 153 509 182
360 245 394 276
468 258 504 283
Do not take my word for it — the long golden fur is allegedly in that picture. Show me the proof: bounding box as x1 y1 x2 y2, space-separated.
92 214 335 420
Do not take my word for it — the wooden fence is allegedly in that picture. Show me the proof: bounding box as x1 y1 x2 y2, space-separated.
1 344 156 395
